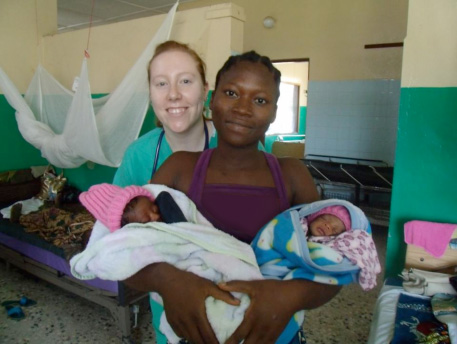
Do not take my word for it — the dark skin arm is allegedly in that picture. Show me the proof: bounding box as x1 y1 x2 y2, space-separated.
220 157 341 344
124 261 239 343
125 154 341 344
220 277 341 344
124 152 239 343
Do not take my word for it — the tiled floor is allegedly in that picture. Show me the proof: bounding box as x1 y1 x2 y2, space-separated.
0 225 388 344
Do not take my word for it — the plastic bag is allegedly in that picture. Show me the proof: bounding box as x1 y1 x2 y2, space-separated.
400 268 457 296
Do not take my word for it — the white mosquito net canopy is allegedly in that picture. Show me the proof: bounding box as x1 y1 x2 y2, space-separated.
0 2 178 169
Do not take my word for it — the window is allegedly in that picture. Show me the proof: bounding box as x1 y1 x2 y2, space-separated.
266 82 299 135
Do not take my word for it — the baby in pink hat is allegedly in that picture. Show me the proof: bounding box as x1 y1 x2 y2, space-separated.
79 183 187 233
79 183 161 232
306 205 351 237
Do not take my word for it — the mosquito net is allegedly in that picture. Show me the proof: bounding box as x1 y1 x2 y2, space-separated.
0 2 177 168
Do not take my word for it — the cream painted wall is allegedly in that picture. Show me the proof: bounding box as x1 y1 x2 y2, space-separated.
401 0 457 87
182 0 409 81
0 0 56 92
1 0 408 93
42 3 244 93
0 2 244 94
274 62 309 107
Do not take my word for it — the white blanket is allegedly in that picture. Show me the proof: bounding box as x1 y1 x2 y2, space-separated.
70 184 263 343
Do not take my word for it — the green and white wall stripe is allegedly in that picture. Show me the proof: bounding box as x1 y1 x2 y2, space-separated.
385 0 457 277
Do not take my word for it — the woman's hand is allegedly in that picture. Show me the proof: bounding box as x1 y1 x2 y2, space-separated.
220 280 297 344
158 266 241 344
220 279 341 344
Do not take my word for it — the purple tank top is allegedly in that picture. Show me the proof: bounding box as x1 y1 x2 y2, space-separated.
188 149 290 243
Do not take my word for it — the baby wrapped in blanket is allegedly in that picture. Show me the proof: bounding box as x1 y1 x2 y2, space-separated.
70 184 380 343
70 184 264 343
253 199 381 290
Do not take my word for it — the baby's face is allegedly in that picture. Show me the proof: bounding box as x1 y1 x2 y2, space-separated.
309 214 345 237
126 196 161 224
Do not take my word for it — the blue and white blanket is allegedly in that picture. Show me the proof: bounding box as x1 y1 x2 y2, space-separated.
254 199 373 285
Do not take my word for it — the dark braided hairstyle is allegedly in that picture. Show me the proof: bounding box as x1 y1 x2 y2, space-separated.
214 51 281 100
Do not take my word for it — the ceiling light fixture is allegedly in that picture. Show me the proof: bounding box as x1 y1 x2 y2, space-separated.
263 16 276 29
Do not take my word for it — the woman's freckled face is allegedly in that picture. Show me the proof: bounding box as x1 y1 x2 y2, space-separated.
149 50 208 134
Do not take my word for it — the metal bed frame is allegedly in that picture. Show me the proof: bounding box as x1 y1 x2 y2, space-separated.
303 154 393 226
0 241 147 341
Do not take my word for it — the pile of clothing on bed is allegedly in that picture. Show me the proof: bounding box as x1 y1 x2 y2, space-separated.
19 205 94 257
1 168 95 259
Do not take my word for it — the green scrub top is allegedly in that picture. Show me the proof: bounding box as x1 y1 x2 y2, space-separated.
113 126 218 187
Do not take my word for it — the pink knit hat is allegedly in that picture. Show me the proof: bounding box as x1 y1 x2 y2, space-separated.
307 205 351 231
79 183 155 232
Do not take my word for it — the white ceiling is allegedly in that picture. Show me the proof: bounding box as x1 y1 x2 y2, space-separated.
57 0 196 32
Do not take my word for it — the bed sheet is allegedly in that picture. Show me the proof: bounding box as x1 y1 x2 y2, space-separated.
368 279 457 344
0 222 118 293
367 282 405 344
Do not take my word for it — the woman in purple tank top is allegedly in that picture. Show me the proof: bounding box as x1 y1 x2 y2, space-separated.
124 51 341 344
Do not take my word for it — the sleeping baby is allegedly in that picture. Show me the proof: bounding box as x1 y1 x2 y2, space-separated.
78 183 187 232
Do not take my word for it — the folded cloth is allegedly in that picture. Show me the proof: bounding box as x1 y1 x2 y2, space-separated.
404 220 457 258
0 197 44 219
400 268 457 296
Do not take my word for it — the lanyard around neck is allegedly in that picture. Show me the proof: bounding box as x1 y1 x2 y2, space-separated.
151 121 209 178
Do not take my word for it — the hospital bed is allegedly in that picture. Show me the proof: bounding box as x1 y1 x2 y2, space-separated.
367 221 457 343
0 176 147 340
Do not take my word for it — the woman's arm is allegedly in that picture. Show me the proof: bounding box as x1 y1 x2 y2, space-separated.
279 157 320 205
219 157 339 343
124 263 240 343
124 151 239 343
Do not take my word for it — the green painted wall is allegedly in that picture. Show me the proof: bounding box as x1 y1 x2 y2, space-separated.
1 94 157 191
385 87 457 277
0 96 47 171
299 106 307 135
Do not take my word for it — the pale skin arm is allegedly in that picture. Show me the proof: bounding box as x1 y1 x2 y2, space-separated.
123 152 239 344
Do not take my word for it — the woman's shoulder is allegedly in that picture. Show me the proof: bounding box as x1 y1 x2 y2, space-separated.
277 156 314 182
131 128 162 146
156 151 202 176
152 151 202 191
276 156 306 170
276 156 319 204
167 151 202 164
